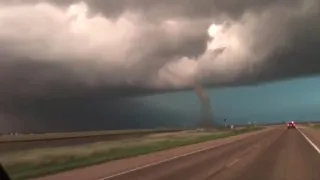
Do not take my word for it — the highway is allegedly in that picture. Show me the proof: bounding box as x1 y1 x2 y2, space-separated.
36 127 320 180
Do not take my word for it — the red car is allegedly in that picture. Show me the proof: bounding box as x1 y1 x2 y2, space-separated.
287 121 296 129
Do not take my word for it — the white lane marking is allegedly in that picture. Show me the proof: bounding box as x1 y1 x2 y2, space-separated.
95 131 268 180
96 141 238 180
226 159 239 167
297 128 320 154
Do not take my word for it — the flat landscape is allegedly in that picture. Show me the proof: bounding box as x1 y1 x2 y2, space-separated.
0 126 262 180
0 128 189 153
4 124 320 180
32 125 320 180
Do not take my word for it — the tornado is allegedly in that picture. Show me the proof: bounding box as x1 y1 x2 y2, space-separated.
193 83 214 128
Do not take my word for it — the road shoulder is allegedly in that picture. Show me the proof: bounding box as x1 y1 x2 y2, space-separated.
299 126 320 153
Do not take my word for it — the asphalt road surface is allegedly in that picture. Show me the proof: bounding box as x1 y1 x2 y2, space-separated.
36 127 320 180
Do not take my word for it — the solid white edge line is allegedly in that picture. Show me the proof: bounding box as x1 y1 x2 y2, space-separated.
96 140 236 180
95 129 269 180
297 127 320 154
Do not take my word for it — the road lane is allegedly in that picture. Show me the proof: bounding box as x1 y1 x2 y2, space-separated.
99 128 320 180
226 129 320 180
99 128 284 180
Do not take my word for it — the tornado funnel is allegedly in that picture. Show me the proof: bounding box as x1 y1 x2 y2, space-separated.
193 84 214 128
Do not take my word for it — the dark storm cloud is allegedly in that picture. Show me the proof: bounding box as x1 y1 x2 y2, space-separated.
239 8 320 84
46 0 300 20
0 1 210 95
0 0 319 132
0 0 318 96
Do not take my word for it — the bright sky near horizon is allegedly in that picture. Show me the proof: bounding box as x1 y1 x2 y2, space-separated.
140 76 320 125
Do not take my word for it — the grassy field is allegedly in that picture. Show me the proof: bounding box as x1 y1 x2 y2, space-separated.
1 127 263 180
0 128 188 142
0 128 190 153
309 124 320 129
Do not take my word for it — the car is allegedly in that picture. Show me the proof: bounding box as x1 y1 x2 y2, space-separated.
287 121 296 129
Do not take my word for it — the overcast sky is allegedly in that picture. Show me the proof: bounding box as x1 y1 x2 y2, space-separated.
0 0 319 98
0 0 319 132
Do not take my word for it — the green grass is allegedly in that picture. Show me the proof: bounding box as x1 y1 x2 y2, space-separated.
305 123 320 129
310 124 320 129
4 127 263 180
0 128 187 142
